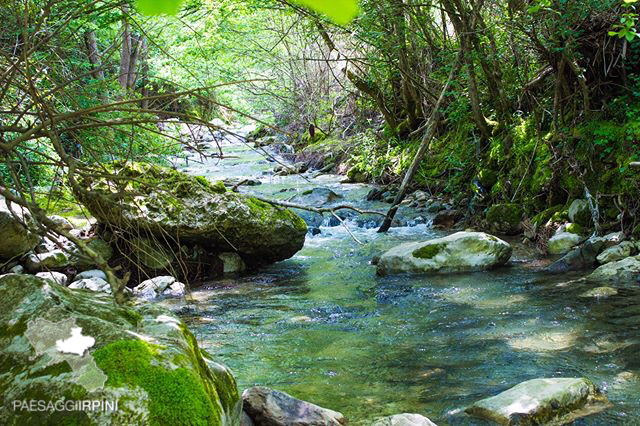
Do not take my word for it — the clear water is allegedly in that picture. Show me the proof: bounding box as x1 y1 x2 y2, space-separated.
163 128 640 425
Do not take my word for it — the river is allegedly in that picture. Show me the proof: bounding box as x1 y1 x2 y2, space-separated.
161 126 640 425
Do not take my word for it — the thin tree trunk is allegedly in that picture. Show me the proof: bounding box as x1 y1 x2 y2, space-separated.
378 52 463 233
119 6 131 89
83 31 103 80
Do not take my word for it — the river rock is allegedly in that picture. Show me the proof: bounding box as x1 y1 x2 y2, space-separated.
0 201 39 261
73 162 306 264
432 209 463 229
48 215 74 230
596 241 636 264
35 271 68 286
219 252 247 273
0 274 241 425
241 410 256 426
162 281 186 297
242 386 346 426
371 413 437 426
543 238 605 273
465 378 610 425
586 255 640 283
376 232 512 276
547 232 585 255
292 187 343 206
73 269 107 282
133 275 177 299
485 203 523 235
568 199 591 226
24 237 113 272
68 277 111 293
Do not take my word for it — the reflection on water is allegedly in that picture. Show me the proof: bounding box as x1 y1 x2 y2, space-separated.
164 129 640 425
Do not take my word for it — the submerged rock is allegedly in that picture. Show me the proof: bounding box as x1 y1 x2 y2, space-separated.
73 162 306 265
376 232 512 276
586 255 640 283
371 413 437 426
579 286 618 298
242 386 346 426
0 201 39 261
0 274 241 425
465 378 610 425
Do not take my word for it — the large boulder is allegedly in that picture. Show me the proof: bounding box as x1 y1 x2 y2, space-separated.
465 378 610 425
376 232 512 276
73 162 306 264
586 255 640 283
0 201 39 261
0 274 240 425
371 413 437 426
242 386 346 426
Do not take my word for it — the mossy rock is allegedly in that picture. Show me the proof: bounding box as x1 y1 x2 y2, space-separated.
73 162 306 264
0 274 241 425
485 203 524 235
531 204 565 227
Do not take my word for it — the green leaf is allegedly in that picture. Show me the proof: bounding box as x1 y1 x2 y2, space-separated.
136 0 185 16
135 0 360 24
292 0 360 24
626 31 637 41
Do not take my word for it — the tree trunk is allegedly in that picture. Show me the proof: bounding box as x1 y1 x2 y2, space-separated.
118 7 132 89
83 31 103 80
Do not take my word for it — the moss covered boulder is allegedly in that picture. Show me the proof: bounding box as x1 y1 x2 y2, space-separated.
0 274 241 425
376 231 512 276
465 378 610 425
485 203 524 235
73 162 306 265
0 201 40 261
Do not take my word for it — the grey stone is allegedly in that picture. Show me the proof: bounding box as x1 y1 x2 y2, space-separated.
162 282 186 297
219 252 247 274
596 241 636 264
68 277 111 293
371 413 437 426
242 386 346 426
547 232 585 255
134 276 177 299
48 215 74 230
587 255 640 283
35 271 68 286
377 232 512 276
465 378 610 425
74 269 107 282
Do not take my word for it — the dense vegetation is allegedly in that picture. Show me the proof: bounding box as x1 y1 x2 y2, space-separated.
1 0 640 295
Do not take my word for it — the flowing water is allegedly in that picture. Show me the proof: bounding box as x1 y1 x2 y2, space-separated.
162 127 640 425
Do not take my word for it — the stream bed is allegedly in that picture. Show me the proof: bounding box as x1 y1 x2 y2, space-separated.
162 127 640 425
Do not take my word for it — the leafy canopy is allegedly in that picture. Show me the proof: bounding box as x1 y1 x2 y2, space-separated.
136 0 359 24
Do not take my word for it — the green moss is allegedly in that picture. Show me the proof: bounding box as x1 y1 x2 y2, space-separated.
486 203 523 226
565 223 585 235
531 204 564 227
412 243 445 259
477 169 498 189
94 339 219 426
